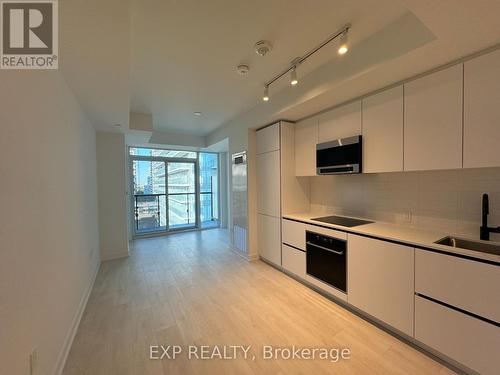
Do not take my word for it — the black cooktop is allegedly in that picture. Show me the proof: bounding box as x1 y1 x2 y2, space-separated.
311 215 373 227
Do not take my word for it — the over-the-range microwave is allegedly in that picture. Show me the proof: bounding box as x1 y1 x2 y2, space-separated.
316 135 362 175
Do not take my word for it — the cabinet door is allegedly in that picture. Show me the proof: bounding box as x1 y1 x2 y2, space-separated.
348 234 414 336
415 295 500 375
258 214 281 266
282 244 305 279
318 101 361 143
294 116 318 176
464 49 500 168
256 123 280 154
404 65 463 171
256 150 280 217
415 249 500 323
282 219 306 250
362 86 404 173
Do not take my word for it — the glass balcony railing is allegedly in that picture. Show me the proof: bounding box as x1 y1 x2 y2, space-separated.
134 194 166 233
134 192 218 233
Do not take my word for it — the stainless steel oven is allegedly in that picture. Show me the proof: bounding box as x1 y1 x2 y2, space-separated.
316 135 362 175
306 231 347 292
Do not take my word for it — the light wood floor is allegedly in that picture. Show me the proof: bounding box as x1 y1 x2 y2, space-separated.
63 229 456 375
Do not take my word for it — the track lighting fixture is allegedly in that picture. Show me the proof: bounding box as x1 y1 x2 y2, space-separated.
290 66 298 86
260 24 350 102
262 86 269 102
338 30 349 55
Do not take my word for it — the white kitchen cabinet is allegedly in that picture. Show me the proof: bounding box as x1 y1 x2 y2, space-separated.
415 295 500 375
257 214 281 266
362 86 404 173
415 249 500 323
282 244 305 279
348 234 414 336
404 65 463 171
256 150 280 217
256 123 280 154
282 219 306 250
294 116 318 176
318 101 361 143
464 49 500 168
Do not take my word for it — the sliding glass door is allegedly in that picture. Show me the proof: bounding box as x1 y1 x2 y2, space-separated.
132 160 167 234
130 147 220 236
199 152 219 228
167 162 197 230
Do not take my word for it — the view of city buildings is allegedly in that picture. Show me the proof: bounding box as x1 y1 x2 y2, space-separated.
131 148 219 233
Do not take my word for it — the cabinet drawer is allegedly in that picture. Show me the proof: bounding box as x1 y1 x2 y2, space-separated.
415 295 500 375
282 219 306 250
415 249 500 323
282 244 305 279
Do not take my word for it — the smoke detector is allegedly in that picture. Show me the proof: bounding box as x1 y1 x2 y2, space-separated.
254 40 273 56
236 64 250 75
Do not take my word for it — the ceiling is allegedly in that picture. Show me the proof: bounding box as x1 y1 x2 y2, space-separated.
130 0 408 135
59 0 500 138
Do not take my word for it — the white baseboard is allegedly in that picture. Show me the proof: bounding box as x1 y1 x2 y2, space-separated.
100 251 129 261
229 246 259 262
53 261 100 375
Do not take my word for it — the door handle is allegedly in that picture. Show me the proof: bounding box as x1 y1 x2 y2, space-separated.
306 241 344 255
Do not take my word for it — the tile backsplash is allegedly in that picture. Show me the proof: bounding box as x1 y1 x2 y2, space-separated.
310 167 500 241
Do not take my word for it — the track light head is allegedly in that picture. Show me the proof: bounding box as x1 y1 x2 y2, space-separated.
262 86 269 102
290 67 298 86
338 30 349 55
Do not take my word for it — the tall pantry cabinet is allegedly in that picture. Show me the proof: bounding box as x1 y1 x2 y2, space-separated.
256 121 310 266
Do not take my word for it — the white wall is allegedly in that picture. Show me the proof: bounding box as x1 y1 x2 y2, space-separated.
0 71 100 375
96 132 130 260
310 168 500 241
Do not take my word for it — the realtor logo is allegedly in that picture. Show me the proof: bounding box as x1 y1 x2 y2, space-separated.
1 0 58 69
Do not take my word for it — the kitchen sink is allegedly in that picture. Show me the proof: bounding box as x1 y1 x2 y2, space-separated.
434 236 500 256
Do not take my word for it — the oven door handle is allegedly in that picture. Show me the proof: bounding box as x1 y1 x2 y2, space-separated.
306 241 345 255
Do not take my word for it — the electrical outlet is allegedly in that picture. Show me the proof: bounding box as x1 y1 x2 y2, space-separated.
30 348 38 375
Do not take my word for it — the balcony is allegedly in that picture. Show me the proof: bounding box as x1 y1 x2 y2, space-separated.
134 192 218 234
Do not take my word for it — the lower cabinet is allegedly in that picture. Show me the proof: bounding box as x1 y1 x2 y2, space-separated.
415 295 500 375
282 244 305 279
348 234 414 336
282 219 306 250
415 249 500 323
257 214 281 266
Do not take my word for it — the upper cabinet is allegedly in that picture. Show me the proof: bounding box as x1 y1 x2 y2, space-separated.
464 49 500 168
256 123 280 154
404 65 463 171
294 116 318 176
362 86 404 173
318 101 361 143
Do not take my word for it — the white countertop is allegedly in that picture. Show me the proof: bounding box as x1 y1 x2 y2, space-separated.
283 212 500 263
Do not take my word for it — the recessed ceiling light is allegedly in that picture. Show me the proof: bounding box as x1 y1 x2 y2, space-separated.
194 112 202 116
